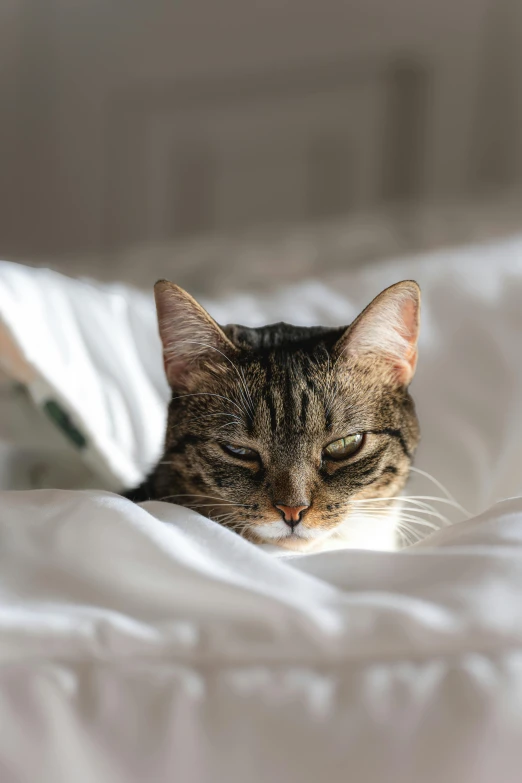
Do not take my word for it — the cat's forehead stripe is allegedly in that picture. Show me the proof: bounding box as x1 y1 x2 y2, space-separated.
300 389 309 427
253 351 326 435
266 389 278 432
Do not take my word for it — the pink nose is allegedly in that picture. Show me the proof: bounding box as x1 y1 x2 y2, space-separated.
274 504 310 528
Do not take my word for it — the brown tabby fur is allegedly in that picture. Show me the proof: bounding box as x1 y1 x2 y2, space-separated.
126 281 421 551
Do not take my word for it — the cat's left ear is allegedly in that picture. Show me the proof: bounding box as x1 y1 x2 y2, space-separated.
154 280 238 389
333 281 421 386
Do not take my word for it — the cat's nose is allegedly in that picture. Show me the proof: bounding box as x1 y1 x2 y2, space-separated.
274 503 310 528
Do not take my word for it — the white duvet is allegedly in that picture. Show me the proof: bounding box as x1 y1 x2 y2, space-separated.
1 490 522 782
2 239 522 780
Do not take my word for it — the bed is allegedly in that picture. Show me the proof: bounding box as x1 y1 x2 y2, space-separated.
1 236 522 781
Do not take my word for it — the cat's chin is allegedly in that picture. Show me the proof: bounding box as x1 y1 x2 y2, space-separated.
270 535 327 552
246 522 334 552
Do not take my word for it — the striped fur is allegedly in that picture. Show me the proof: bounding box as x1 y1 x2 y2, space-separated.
126 281 421 551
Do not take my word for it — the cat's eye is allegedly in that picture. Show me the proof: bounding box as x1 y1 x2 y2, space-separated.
323 433 364 461
222 443 260 461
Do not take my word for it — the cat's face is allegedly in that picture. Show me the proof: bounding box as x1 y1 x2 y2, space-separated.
151 281 420 551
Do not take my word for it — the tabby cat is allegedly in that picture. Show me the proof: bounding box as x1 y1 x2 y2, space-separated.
126 280 421 551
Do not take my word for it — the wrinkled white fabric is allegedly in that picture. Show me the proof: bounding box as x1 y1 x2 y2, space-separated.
1 489 522 782
0 261 168 489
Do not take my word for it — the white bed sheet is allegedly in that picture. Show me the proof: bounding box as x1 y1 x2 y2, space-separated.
2 239 522 779
1 489 522 782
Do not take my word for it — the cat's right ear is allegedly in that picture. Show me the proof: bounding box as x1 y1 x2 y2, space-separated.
154 281 238 389
333 280 421 387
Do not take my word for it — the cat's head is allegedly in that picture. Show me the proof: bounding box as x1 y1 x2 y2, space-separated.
152 280 421 550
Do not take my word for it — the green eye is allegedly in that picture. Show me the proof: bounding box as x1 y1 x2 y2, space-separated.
323 433 364 460
222 444 259 461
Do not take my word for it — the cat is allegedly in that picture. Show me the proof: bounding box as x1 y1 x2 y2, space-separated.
126 280 421 552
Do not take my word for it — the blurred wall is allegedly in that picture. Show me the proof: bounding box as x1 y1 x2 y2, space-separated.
1 0 521 261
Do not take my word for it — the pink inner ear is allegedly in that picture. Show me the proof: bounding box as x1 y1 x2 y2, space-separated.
393 297 419 384
402 297 419 343
154 281 238 389
342 283 421 387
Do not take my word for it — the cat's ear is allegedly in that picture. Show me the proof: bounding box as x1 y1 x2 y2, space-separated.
333 281 421 386
154 280 238 388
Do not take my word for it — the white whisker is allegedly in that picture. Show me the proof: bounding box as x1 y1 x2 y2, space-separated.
214 420 242 432
351 500 450 526
156 492 233 503
352 494 465 523
353 494 463 511
396 522 424 546
394 514 440 530
187 503 248 509
239 365 255 417
409 466 469 516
